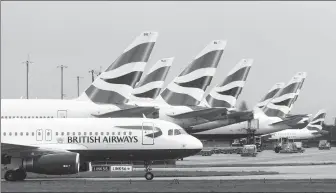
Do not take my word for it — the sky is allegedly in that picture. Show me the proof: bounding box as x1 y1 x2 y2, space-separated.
1 1 336 124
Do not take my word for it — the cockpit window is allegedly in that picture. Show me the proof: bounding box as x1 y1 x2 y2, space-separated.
174 129 181 135
168 129 173 136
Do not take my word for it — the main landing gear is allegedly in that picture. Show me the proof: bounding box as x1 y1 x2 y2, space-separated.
144 161 154 180
4 168 27 181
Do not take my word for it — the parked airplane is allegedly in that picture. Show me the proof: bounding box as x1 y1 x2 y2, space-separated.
188 72 310 140
1 31 159 119
1 118 203 181
263 109 328 140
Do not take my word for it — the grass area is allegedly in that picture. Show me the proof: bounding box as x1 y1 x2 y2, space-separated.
2 179 336 192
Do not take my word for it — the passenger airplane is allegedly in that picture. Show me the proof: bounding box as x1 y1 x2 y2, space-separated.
1 31 160 119
188 72 310 140
263 109 328 140
1 118 203 181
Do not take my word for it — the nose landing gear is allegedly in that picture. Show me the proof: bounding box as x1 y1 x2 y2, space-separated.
144 161 154 180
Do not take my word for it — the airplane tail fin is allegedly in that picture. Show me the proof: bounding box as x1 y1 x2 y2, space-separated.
261 72 307 118
204 58 253 108
306 109 327 131
255 82 285 109
131 57 174 100
78 31 158 104
159 40 227 106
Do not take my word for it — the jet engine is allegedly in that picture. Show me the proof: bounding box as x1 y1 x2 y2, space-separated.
22 152 80 175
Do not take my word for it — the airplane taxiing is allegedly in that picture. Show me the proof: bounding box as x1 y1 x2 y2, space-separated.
263 109 328 140
1 118 203 181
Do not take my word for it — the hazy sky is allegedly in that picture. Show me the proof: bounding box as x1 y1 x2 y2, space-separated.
1 1 336 123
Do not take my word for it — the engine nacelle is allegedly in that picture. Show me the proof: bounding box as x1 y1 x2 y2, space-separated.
22 152 80 175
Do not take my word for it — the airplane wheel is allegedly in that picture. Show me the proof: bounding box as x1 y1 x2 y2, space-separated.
145 172 154 180
4 170 16 181
15 169 27 181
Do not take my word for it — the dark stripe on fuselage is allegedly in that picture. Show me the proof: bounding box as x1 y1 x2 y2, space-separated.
176 76 213 90
85 85 128 104
133 88 161 99
179 50 223 76
259 88 281 102
220 66 251 86
160 89 200 106
75 149 202 162
101 71 143 87
205 95 233 108
106 42 155 71
217 87 242 97
136 66 170 88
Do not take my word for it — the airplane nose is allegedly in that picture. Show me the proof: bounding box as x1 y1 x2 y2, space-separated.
190 135 203 150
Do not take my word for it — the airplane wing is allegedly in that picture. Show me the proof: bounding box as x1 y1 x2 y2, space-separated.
1 143 84 158
166 107 229 120
270 115 310 129
92 106 160 118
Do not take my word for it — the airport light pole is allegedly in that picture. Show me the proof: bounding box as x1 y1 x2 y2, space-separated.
22 55 33 99
76 76 83 97
57 65 68 100
88 69 96 83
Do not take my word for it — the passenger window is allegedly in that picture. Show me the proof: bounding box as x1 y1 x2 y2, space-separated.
24 116 26 119
78 132 81 136
90 132 92 135
84 132 87 136
47 132 50 136
123 132 126 135
20 132 23 136
28 116 30 119
73 132 75 136
61 132 64 136
129 132 132 135
3 132 6 136
38 132 41 136
67 132 70 136
15 132 17 136
112 132 115 136
9 116 11 119
9 132 12 136
40 116 42 118
47 116 50 118
101 132 104 135
168 129 173 136
32 132 34 136
106 132 109 135
56 132 58 136
118 132 120 135
95 132 98 135
26 132 29 136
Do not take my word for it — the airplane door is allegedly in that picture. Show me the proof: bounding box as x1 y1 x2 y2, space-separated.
142 122 154 145
57 110 67 118
36 129 43 141
248 119 259 130
45 129 52 141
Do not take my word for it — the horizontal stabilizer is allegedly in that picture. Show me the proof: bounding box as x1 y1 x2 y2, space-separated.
92 106 159 118
166 107 229 120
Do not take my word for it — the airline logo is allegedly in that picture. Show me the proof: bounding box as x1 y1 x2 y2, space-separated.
66 136 139 144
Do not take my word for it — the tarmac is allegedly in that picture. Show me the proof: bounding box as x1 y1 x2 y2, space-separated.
2 148 336 192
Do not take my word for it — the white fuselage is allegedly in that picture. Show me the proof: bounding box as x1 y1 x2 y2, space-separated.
1 118 203 161
267 129 321 140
